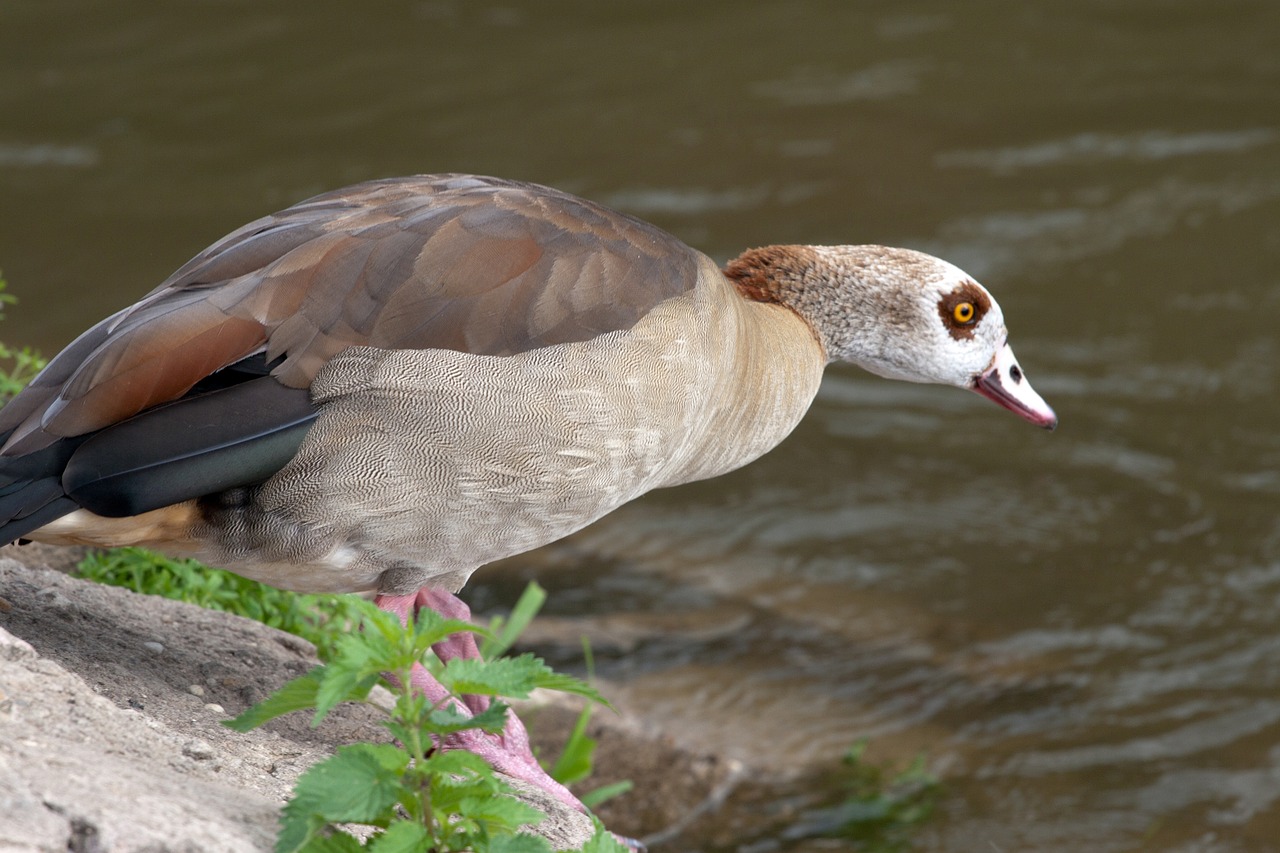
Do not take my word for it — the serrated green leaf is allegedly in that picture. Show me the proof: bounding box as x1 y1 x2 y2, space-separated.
379 720 419 757
421 752 511 819
313 655 381 724
530 669 611 708
275 811 326 853
366 604 488 666
354 741 414 773
488 833 555 853
285 744 406 825
410 611 490 658
423 703 474 728
440 654 549 698
426 701 511 736
457 794 546 831
333 609 402 670
366 821 431 853
429 784 498 820
297 831 365 853
224 670 323 732
330 625 384 668
311 625 389 717
356 600 403 634
580 822 633 853
421 749 497 784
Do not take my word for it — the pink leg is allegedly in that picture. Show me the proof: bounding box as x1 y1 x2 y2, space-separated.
374 588 584 814
379 589 490 714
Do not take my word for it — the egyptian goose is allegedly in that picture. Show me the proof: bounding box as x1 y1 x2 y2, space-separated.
0 174 1056 812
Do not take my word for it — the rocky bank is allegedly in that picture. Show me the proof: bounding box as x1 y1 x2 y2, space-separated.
0 544 747 852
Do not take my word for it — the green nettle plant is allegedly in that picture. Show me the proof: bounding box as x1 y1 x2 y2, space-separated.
0 274 47 403
798 739 942 853
225 591 627 853
78 547 372 660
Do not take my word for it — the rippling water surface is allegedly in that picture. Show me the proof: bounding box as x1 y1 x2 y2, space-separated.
3 2 1279 850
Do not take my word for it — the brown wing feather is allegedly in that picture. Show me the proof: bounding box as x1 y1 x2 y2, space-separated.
0 174 703 454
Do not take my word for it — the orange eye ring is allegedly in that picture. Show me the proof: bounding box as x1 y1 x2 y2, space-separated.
953 301 976 324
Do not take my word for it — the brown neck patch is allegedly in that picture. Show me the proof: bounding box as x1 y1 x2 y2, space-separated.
722 246 811 304
937 281 991 341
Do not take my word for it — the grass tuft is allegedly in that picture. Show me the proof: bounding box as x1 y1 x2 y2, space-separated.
76 547 368 661
0 273 48 404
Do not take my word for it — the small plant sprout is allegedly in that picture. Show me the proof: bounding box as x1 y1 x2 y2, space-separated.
226 591 627 853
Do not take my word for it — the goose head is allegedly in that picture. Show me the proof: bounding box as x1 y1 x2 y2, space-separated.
724 244 1058 429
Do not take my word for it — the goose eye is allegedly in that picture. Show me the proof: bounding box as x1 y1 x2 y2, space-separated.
937 282 990 340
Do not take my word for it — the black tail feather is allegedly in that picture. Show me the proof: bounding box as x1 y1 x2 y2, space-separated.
0 373 315 545
62 376 315 518
0 492 79 544
0 436 87 546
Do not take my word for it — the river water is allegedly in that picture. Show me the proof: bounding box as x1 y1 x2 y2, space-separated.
2 2 1279 850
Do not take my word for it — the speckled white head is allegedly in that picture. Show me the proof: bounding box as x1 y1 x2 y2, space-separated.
724 244 1058 429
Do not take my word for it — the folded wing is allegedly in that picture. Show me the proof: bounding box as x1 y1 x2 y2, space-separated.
0 174 704 540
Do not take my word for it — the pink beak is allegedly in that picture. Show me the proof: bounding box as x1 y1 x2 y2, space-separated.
971 341 1058 430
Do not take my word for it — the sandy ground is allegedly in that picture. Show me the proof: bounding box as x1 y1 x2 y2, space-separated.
0 543 746 852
